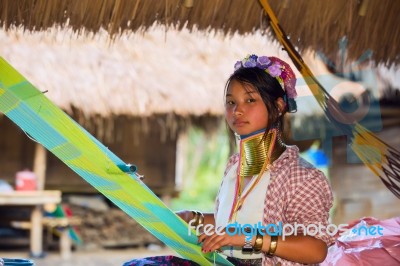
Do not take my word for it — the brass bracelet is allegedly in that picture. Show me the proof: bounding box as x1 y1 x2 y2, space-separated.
267 235 278 256
197 212 204 226
190 210 204 226
190 211 198 225
253 232 263 252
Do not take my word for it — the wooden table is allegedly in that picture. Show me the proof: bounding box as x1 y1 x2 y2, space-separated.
0 190 61 257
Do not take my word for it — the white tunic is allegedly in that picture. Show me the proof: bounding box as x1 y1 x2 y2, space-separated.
215 160 270 259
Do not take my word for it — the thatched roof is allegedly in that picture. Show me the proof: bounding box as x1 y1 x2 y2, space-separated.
0 27 282 118
1 0 399 66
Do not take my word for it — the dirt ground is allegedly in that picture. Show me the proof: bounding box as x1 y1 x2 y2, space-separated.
0 245 174 266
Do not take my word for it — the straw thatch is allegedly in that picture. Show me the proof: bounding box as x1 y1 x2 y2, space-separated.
0 0 399 66
0 27 281 118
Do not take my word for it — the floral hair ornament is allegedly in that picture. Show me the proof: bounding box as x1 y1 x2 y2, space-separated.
234 54 297 113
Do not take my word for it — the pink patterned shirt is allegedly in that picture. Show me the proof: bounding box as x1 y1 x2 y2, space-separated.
215 145 334 266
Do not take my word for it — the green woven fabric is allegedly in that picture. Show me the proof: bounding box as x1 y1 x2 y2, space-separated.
0 57 232 266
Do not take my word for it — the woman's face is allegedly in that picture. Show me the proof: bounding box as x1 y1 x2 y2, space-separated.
225 80 269 135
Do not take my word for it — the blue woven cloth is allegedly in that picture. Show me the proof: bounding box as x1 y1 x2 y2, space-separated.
123 256 199 266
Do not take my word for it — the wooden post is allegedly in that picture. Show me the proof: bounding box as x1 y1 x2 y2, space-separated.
33 143 47 191
31 143 47 257
175 132 187 191
60 229 72 259
30 205 43 257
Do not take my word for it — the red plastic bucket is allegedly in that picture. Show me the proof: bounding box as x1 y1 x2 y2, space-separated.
15 170 37 191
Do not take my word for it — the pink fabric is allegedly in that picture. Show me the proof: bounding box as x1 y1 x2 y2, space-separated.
321 217 400 266
215 146 334 266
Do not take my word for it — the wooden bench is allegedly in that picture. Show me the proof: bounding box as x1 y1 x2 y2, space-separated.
0 191 61 257
11 216 81 259
42 216 82 259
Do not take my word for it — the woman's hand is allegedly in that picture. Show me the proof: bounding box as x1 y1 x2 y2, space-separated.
198 228 245 253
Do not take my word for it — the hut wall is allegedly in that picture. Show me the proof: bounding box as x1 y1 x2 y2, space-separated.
46 116 179 196
0 116 35 184
0 115 179 196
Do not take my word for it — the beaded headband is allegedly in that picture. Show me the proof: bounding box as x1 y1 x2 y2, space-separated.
234 54 297 112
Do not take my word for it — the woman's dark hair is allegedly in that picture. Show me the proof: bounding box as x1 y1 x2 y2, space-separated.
224 67 287 147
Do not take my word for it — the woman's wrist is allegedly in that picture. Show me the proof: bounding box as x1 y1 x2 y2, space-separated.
238 233 278 255
260 235 278 256
176 210 198 223
253 231 264 252
240 230 264 253
189 210 204 227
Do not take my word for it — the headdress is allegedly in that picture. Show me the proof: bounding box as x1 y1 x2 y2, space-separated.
234 54 297 113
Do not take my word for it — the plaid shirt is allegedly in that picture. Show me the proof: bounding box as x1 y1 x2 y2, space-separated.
215 145 334 266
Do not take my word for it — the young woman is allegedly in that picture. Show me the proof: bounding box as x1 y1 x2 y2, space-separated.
182 55 333 265
126 55 334 266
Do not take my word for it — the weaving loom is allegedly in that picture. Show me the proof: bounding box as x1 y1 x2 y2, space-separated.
0 57 232 266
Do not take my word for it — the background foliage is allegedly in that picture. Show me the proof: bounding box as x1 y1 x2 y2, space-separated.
171 125 231 212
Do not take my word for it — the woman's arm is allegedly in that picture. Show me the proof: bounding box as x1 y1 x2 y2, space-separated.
199 168 333 264
198 233 327 264
176 210 215 225
257 234 327 264
203 213 215 225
